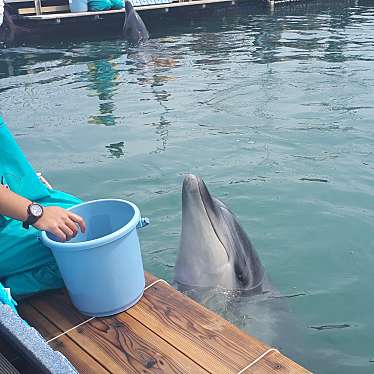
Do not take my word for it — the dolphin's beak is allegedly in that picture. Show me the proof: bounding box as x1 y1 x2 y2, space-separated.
182 174 207 194
182 174 222 244
182 174 216 217
182 174 207 212
182 174 200 195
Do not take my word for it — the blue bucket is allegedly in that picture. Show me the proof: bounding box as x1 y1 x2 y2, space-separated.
40 199 149 317
68 0 88 12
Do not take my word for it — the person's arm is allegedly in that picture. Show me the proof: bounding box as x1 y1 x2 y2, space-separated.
0 185 86 241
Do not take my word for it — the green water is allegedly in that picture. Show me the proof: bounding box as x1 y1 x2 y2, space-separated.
1 0 374 372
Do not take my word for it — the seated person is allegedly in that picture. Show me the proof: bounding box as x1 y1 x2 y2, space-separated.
0 116 85 299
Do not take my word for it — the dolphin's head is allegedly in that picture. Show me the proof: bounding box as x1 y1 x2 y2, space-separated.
174 174 265 292
124 0 133 14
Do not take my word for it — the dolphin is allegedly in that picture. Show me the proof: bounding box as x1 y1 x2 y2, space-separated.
0 6 26 43
175 174 265 293
174 174 291 346
123 1 149 45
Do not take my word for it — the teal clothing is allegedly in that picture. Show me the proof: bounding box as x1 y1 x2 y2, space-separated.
0 117 81 298
0 281 18 313
88 0 123 11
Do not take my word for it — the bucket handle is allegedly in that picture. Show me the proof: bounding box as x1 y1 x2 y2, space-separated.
137 217 150 229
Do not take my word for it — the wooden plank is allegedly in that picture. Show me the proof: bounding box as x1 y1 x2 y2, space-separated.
22 273 310 374
144 271 158 286
20 6 124 16
18 4 69 14
74 315 209 373
18 302 110 374
18 8 37 15
26 289 209 373
134 273 310 374
5 0 33 4
18 301 62 340
22 0 234 19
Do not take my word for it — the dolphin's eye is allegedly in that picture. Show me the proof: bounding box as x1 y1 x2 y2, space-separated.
235 263 249 286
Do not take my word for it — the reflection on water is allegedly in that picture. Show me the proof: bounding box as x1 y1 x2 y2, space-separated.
149 117 171 154
106 141 126 158
1 1 374 373
86 59 120 126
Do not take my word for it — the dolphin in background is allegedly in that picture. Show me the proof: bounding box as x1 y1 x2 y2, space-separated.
123 1 149 45
0 5 27 43
174 174 290 345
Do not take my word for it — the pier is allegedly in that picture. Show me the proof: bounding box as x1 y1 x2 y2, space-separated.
0 272 311 373
2 0 308 41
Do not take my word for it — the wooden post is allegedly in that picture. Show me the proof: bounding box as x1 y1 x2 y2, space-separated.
34 0 42 15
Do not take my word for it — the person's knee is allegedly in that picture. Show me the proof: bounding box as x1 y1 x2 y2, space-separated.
3 261 64 299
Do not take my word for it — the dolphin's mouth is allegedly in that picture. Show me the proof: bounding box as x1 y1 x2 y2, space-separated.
183 174 225 250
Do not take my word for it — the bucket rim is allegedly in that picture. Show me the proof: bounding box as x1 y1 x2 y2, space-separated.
40 198 141 251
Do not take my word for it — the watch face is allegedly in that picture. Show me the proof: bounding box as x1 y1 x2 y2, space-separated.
30 204 43 217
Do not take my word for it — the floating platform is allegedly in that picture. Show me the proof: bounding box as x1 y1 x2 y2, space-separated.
0 272 311 373
5 0 261 27
1 0 309 42
1 0 286 42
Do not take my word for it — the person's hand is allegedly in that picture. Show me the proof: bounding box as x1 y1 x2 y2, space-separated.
33 206 86 242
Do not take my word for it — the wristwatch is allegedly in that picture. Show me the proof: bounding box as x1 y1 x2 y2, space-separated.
23 203 44 229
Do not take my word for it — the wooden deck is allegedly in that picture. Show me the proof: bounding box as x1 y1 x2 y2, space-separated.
3 272 312 374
